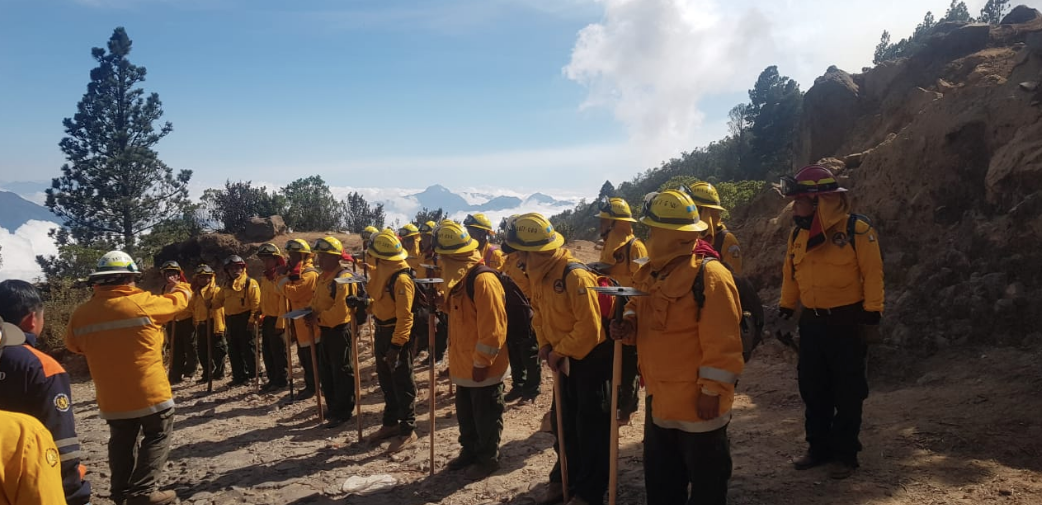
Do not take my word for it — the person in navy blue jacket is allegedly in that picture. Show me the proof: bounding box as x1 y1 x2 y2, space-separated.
0 279 92 505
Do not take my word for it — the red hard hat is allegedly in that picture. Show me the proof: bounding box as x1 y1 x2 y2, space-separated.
781 165 847 197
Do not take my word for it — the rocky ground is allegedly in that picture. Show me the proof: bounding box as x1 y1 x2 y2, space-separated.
68 332 1042 505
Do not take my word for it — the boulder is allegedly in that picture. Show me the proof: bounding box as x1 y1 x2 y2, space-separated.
795 67 860 167
1001 6 1042 25
244 217 277 242
269 215 288 235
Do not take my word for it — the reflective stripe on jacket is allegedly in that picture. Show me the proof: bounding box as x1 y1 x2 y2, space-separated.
447 266 508 387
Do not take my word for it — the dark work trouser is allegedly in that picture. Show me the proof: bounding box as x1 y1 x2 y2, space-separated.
644 395 732 505
225 311 256 382
196 323 228 379
456 382 506 464
506 327 541 397
374 325 417 435
549 341 612 505
798 309 869 465
318 324 356 420
618 344 640 418
297 343 320 393
168 318 197 381
107 407 174 503
261 317 288 386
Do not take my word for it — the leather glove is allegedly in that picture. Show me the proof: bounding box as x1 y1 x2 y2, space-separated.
384 345 402 371
345 295 368 310
779 307 795 321
472 366 489 382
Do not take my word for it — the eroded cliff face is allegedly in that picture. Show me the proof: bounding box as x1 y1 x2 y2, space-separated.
731 10 1042 351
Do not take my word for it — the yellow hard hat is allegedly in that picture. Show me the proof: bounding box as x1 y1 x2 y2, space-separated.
362 226 380 241
285 239 312 254
687 182 725 211
89 250 141 279
596 197 638 222
433 221 479 255
418 220 437 234
257 243 282 257
463 213 494 232
639 190 708 232
313 236 345 256
368 230 408 261
505 213 565 252
398 223 420 238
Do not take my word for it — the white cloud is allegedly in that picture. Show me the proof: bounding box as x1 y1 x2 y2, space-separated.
0 220 60 282
564 0 1042 171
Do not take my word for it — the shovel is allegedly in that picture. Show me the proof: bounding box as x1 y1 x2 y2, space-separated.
335 274 368 440
591 285 649 505
286 308 324 425
415 277 443 476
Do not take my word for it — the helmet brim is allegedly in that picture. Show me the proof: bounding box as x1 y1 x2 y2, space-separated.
639 215 710 232
597 212 637 223
784 187 847 199
696 203 726 211
369 250 408 261
88 269 140 279
506 232 566 252
434 240 479 255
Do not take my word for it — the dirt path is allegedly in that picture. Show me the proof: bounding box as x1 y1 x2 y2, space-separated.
68 337 1042 505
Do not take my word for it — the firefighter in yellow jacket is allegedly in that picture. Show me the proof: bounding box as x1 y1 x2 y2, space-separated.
215 255 261 387
779 165 884 479
257 244 289 392
688 181 743 274
65 251 191 505
464 213 505 271
399 223 424 273
0 409 68 505
416 220 448 363
160 261 197 384
278 239 321 401
498 215 541 405
595 197 647 425
350 230 419 453
506 213 611 505
306 237 358 429
190 265 226 383
611 190 744 505
435 221 509 481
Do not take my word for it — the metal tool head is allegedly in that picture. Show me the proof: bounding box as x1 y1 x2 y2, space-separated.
632 257 650 266
414 277 444 285
334 274 368 285
591 286 649 297
284 308 314 320
420 264 438 271
586 262 613 274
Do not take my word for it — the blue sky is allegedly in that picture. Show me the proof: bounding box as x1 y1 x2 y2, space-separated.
1 0 1035 196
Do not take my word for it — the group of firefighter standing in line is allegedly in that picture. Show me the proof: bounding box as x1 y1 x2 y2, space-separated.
0 164 885 505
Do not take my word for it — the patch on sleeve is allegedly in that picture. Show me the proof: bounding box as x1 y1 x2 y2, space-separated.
577 287 587 295
728 245 741 258
46 448 59 467
868 234 876 242
54 393 71 413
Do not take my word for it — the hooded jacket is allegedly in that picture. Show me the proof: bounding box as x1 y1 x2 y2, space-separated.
216 270 260 318
368 258 415 347
525 248 603 360
445 250 509 387
780 196 885 313
599 224 647 288
704 221 743 275
625 228 744 433
65 284 191 420
480 243 506 271
311 266 356 328
258 269 286 330
190 277 226 334
278 257 320 346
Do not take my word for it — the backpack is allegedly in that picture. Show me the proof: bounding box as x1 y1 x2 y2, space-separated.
385 268 432 342
711 229 731 257
561 261 627 326
464 265 534 342
693 257 765 363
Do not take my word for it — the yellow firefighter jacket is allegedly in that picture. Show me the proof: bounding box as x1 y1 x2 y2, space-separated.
599 227 647 288
65 284 191 419
525 248 603 360
215 271 260 318
311 268 356 328
0 411 68 505
625 254 744 433
190 279 225 334
368 259 415 348
446 253 508 387
278 258 320 346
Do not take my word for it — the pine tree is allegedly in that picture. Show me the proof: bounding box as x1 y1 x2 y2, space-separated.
979 0 1010 24
281 176 344 232
44 27 192 260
